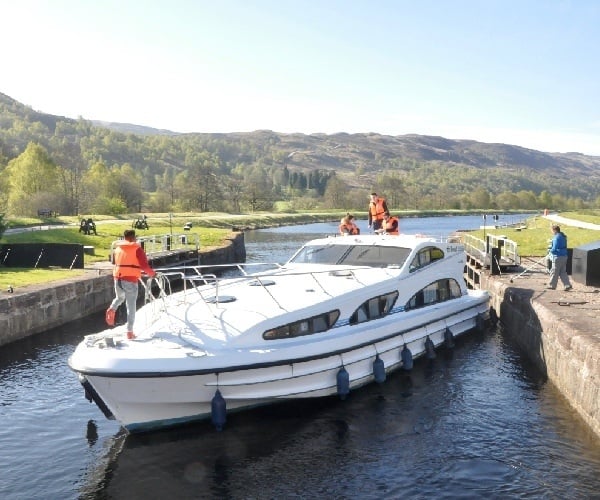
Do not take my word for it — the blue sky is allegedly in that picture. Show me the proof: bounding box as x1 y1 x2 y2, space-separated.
2 0 599 154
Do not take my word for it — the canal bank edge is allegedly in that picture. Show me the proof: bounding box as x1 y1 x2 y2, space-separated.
482 273 600 439
0 232 245 347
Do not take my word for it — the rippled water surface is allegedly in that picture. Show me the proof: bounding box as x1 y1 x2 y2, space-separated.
1 215 599 499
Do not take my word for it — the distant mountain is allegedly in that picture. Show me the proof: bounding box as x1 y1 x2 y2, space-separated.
91 120 179 136
1 91 599 203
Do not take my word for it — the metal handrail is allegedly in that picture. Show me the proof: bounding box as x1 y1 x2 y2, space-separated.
461 233 520 266
110 233 201 261
144 263 373 312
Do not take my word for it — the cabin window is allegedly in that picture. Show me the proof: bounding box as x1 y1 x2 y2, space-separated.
289 244 411 268
341 246 411 268
409 246 445 272
405 278 462 311
349 291 399 325
289 245 352 264
263 310 340 340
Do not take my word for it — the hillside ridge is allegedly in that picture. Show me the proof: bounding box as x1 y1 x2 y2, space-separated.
1 91 599 204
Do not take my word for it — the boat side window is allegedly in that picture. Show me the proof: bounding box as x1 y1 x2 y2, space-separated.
405 278 462 311
263 310 340 340
349 291 399 325
409 246 445 272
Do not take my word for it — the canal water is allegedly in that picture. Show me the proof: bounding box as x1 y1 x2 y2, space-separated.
1 215 599 499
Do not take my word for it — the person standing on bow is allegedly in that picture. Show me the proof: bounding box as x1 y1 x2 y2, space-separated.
339 213 360 235
546 224 572 291
367 192 389 232
105 229 156 339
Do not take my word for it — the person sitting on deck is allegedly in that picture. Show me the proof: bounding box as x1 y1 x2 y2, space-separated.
376 213 399 235
339 214 360 235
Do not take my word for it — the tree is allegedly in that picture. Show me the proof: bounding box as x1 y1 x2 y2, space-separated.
118 164 143 211
376 172 405 208
495 191 520 211
5 142 62 215
322 176 349 209
470 187 491 209
80 161 110 213
242 164 274 211
0 212 6 239
538 190 553 210
515 190 537 210
156 167 176 209
181 151 222 211
222 173 245 213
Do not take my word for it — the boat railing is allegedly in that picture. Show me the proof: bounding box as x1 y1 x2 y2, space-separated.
146 263 284 306
145 263 375 310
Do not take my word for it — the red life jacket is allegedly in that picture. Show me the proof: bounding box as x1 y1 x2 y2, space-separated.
113 241 142 280
369 198 387 221
340 222 360 235
383 216 399 235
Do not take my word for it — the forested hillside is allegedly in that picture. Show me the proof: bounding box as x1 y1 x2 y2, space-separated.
1 92 599 216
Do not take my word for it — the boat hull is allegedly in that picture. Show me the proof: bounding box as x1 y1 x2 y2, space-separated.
75 299 489 432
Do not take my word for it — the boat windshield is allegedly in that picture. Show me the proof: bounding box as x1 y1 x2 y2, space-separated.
288 244 412 268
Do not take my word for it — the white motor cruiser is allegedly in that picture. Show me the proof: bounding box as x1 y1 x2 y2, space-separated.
69 233 491 432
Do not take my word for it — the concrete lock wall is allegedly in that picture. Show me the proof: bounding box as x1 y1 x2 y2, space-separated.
0 232 245 347
482 275 600 438
0 275 114 346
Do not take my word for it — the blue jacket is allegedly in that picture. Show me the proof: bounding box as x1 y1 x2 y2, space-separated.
550 231 568 257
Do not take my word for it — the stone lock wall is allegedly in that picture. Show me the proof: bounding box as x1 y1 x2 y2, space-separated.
0 274 114 346
482 275 600 438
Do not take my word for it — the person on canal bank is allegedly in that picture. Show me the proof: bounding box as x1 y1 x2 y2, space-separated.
339 213 360 235
546 224 572 291
376 213 399 235
367 192 389 232
105 229 156 338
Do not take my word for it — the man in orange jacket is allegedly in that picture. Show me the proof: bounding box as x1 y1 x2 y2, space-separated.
367 193 389 231
377 213 399 235
105 229 156 339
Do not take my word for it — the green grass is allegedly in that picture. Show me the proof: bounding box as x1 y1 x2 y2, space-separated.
3 210 600 289
0 268 85 290
559 210 600 224
0 215 240 289
470 215 600 256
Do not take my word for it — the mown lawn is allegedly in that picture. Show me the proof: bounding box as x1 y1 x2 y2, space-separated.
470 214 600 256
2 210 600 289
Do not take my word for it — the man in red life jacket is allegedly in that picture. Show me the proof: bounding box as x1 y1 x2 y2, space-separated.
367 193 389 231
377 213 399 235
105 229 156 339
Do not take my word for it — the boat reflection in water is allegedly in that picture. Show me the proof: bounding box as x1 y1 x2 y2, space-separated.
79 364 443 498
81 331 600 500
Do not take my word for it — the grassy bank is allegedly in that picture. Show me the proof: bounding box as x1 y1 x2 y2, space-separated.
471 213 600 256
2 210 600 290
